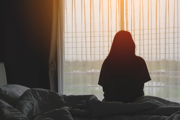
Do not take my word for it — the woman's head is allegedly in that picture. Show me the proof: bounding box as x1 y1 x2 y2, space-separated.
108 30 136 58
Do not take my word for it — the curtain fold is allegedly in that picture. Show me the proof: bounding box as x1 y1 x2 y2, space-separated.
49 0 65 93
49 0 59 92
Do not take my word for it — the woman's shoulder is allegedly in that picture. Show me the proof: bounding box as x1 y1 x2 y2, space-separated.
134 56 147 66
102 58 109 67
136 56 145 62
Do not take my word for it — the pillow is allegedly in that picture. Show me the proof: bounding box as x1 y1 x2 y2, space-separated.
0 84 29 106
0 99 28 120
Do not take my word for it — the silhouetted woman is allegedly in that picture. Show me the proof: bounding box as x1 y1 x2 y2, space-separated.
98 30 151 103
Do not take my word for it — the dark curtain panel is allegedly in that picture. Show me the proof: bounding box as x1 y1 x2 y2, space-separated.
49 0 65 92
0 0 5 62
5 0 53 89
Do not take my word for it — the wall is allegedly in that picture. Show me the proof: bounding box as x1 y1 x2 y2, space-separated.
4 0 53 89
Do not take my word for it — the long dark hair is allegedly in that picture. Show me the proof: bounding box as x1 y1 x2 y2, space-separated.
107 30 136 61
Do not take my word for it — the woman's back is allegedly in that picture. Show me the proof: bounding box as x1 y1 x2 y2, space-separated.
99 56 151 102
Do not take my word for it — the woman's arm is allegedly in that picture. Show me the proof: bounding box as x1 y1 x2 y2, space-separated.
98 62 109 92
138 57 151 83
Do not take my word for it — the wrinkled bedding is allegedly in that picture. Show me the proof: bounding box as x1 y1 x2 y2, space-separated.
1 88 180 120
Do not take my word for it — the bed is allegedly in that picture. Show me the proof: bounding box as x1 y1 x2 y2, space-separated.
0 84 180 120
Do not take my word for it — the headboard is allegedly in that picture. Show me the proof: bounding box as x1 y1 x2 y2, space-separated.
0 62 7 86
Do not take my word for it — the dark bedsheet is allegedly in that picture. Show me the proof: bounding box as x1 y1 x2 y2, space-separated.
1 88 180 120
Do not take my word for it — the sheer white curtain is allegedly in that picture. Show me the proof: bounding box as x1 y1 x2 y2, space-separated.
61 0 180 102
124 0 180 102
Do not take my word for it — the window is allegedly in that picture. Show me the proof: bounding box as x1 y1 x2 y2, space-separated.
61 0 180 102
